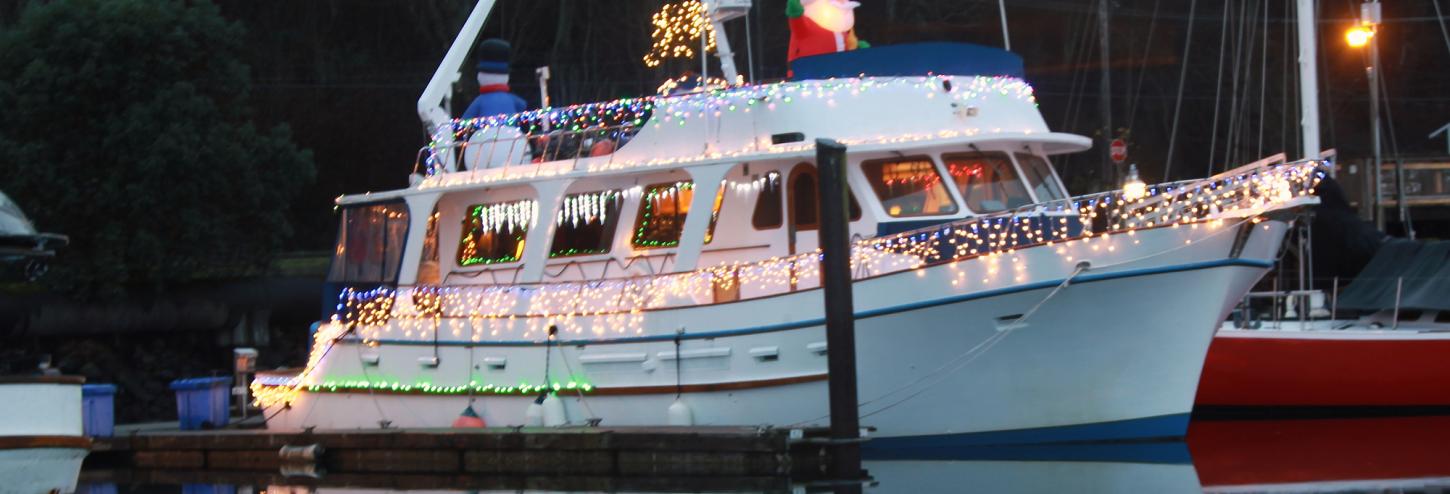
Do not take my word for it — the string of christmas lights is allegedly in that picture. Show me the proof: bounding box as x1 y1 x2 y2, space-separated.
643 0 716 68
420 75 1038 181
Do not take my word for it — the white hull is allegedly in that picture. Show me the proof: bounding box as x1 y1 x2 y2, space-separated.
265 218 1290 443
0 378 88 494
0 448 87 494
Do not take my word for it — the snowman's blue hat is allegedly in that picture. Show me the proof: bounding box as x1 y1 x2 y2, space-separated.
476 38 512 74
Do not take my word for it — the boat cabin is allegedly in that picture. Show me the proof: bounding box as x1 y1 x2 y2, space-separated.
326 44 1092 303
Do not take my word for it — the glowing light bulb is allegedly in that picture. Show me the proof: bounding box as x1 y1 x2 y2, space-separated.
1122 164 1148 201
1345 26 1373 48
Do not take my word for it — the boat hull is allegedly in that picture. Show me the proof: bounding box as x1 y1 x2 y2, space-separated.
0 376 88 494
1196 329 1450 407
0 446 88 494
265 223 1287 444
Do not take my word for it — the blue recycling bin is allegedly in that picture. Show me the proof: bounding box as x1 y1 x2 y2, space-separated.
80 384 117 437
169 377 231 430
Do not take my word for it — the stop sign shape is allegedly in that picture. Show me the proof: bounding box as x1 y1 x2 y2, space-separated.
1110 139 1127 163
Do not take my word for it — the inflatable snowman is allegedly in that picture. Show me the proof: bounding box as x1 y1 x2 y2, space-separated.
786 0 869 66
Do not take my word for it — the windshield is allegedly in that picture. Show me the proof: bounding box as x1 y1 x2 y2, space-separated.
1014 153 1068 202
943 151 1034 213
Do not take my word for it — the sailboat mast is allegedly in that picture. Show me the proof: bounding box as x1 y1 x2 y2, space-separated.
1296 0 1320 159
1098 0 1114 185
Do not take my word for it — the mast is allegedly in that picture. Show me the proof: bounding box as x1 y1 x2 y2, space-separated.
1098 0 1114 186
1296 0 1320 159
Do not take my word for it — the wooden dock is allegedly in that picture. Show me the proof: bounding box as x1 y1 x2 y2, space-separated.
87 426 848 488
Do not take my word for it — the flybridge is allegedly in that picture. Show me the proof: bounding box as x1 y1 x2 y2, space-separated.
415 72 1080 192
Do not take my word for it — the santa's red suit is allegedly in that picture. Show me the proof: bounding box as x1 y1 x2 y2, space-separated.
788 14 861 63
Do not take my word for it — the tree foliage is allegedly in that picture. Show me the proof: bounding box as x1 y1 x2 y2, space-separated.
0 0 315 297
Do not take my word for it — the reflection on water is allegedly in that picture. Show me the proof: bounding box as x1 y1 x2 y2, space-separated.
54 416 1450 494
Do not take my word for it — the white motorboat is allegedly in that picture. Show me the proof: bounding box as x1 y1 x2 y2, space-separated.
252 2 1322 446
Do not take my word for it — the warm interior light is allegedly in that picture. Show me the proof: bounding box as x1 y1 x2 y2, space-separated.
1345 26 1373 48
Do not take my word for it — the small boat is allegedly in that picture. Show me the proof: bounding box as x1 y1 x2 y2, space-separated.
1197 239 1450 410
0 190 68 282
251 2 1323 445
0 375 90 494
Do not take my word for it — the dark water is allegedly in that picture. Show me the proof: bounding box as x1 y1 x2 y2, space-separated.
70 416 1450 494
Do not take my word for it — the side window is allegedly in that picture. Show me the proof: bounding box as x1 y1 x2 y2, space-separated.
551 190 623 257
329 202 409 284
789 164 863 231
632 181 723 248
1014 153 1068 202
751 171 784 230
417 208 441 285
944 151 1034 213
457 199 535 266
861 156 959 217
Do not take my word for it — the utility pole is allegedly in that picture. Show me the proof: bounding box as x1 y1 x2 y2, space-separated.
815 139 862 481
1098 0 1115 187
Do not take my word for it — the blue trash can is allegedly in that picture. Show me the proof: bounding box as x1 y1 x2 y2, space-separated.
80 384 117 437
168 377 231 430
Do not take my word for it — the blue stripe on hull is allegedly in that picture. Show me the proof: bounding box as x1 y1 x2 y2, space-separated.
866 413 1191 452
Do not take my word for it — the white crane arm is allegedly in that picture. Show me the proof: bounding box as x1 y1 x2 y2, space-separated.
417 0 498 138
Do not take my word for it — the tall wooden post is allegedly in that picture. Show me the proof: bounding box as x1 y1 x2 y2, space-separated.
815 139 861 480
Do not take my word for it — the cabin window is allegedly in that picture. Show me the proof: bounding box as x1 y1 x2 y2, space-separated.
861 156 959 217
1015 153 1067 202
751 171 784 230
417 209 441 285
789 164 863 231
550 190 623 257
457 199 536 266
944 151 1034 213
632 181 723 248
328 202 409 284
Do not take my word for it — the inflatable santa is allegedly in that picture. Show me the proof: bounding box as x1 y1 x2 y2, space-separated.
787 0 869 65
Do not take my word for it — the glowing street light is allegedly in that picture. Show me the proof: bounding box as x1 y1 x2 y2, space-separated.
1345 26 1374 48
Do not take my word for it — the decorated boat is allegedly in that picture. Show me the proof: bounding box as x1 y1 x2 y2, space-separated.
0 375 90 494
252 1 1323 445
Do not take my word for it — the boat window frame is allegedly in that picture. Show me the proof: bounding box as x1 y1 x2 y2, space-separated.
548 189 625 259
1011 152 1069 204
941 149 1039 214
787 162 863 232
629 180 724 249
325 199 412 286
859 154 962 218
456 198 537 267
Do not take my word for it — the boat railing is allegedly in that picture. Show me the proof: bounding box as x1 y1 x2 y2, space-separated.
416 123 642 176
340 159 1326 329
1235 275 1437 331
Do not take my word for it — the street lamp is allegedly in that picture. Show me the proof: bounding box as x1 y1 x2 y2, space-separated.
1345 26 1373 48
1347 2 1403 236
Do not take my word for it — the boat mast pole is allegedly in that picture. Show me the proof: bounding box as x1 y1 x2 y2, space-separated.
417 1 498 173
1097 0 1114 187
998 0 1012 51
1296 0 1320 160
